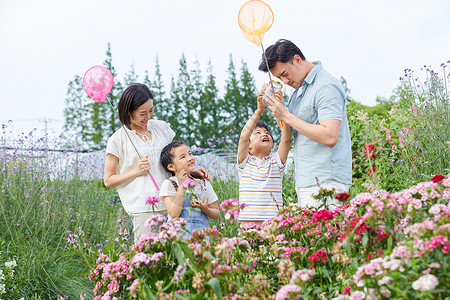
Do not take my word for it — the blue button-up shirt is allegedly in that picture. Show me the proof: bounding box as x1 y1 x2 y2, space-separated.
288 62 352 187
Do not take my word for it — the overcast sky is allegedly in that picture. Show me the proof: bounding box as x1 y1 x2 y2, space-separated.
1 0 449 135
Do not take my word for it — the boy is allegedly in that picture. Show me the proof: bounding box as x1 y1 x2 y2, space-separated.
159 141 219 237
237 88 291 226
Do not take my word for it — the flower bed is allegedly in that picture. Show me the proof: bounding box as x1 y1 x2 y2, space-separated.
90 174 450 299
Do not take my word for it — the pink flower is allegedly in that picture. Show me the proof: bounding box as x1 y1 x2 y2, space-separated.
146 196 160 206
290 269 315 284
130 279 139 298
275 284 301 300
181 178 197 188
131 252 150 267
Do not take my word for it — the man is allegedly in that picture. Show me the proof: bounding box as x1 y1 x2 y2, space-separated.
259 39 352 208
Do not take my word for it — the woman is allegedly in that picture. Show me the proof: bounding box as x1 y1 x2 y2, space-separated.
104 83 208 244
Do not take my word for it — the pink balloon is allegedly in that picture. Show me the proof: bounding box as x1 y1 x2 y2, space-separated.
83 65 114 103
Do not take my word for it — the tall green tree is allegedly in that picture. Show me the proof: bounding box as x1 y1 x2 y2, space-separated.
64 43 122 150
167 75 183 140
63 75 90 149
102 43 122 139
239 60 258 125
189 58 204 147
148 56 168 121
198 59 221 149
223 54 243 135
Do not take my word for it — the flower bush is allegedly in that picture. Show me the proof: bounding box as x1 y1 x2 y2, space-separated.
88 174 450 299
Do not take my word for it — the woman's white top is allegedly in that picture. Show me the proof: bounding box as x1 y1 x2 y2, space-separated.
106 120 175 215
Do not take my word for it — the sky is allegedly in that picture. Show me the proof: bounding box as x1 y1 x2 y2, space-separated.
1 0 449 136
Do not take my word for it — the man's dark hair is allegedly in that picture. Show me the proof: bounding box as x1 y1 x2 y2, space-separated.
258 39 306 72
118 83 154 129
160 141 188 176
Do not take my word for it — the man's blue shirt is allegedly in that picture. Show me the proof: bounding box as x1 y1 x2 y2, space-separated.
288 62 352 187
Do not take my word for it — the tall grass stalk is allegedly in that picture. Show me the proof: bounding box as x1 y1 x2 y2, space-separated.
399 64 450 180
0 125 127 298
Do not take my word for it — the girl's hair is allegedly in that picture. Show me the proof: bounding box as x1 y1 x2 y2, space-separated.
160 141 188 176
118 83 154 128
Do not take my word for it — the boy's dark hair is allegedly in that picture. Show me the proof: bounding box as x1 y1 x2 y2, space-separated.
160 141 188 176
237 120 273 145
258 39 306 72
118 83 154 129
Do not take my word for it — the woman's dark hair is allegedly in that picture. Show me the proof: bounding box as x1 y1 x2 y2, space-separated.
258 39 306 72
118 83 154 128
160 141 188 176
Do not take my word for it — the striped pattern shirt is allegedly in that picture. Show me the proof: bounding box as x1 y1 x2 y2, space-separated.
238 152 285 221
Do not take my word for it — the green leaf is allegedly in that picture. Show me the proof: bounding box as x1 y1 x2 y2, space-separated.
206 277 223 300
140 283 157 300
179 241 200 272
387 235 393 253
362 232 369 249
174 244 185 265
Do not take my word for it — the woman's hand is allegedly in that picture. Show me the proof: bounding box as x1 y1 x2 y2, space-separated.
135 155 151 177
191 167 210 181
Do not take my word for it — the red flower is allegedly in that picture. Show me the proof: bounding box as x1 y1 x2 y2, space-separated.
367 167 376 176
343 287 351 295
431 174 445 183
335 192 350 201
349 217 368 236
312 209 335 224
307 249 328 264
364 143 376 160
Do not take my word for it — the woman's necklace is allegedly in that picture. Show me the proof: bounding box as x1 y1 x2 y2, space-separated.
135 130 151 142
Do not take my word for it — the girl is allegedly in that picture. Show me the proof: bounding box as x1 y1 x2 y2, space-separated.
159 141 219 237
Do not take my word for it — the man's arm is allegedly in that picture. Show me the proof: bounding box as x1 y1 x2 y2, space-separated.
264 90 342 148
284 116 341 148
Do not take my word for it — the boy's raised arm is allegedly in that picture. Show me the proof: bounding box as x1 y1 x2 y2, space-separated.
237 88 267 164
273 90 291 165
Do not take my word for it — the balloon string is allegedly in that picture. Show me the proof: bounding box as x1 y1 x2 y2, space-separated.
105 98 160 191
261 43 284 128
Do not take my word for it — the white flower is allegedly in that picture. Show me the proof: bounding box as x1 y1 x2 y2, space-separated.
4 260 16 269
379 286 391 297
323 185 335 192
224 213 231 220
377 276 392 286
429 204 445 215
349 291 366 300
412 274 439 291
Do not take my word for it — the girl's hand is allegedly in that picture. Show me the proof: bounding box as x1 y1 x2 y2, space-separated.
191 196 209 211
176 169 189 188
135 156 151 177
